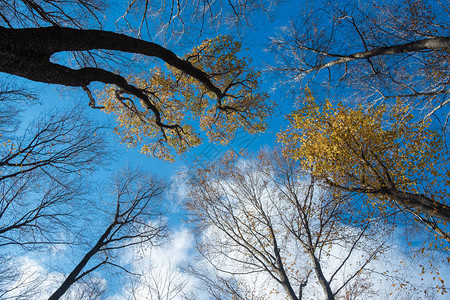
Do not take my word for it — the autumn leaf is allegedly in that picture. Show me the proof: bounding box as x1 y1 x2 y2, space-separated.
100 35 272 161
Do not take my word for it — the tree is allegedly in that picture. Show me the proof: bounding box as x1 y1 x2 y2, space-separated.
120 230 194 300
0 0 276 40
0 106 107 182
0 0 105 29
0 2 272 161
0 99 169 299
116 0 278 42
0 83 37 137
0 92 112 297
0 105 108 247
270 0 450 126
0 255 43 300
100 35 270 160
48 168 167 300
279 89 450 244
187 150 390 300
125 260 188 300
184 263 266 300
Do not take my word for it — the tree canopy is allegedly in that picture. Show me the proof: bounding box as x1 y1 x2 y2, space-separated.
0 2 272 161
270 0 450 127
280 89 450 244
0 0 449 299
187 149 391 299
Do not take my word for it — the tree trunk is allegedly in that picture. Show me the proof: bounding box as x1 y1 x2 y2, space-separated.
309 252 335 300
391 190 450 223
47 223 114 300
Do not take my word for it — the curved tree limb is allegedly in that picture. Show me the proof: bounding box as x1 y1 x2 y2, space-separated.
0 26 231 141
302 36 450 74
324 178 450 223
0 26 223 96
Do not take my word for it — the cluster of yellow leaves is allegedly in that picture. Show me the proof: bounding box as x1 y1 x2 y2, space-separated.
101 71 202 161
101 35 271 161
279 88 448 204
172 35 271 142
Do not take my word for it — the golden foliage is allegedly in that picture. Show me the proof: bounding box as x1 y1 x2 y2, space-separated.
279 88 449 205
100 35 271 161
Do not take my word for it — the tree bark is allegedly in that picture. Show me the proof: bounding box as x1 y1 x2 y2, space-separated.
273 246 298 300
47 222 115 300
0 26 222 97
325 179 450 223
306 36 450 74
308 252 335 300
391 190 450 223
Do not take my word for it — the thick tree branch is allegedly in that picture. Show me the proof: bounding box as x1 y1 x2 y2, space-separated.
0 26 223 97
304 36 450 74
0 26 233 143
392 191 450 223
324 178 450 223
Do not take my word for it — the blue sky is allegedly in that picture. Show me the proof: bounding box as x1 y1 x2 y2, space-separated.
1 0 449 298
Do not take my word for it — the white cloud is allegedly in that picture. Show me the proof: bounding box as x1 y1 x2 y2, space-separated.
0 255 107 300
165 167 189 211
111 226 197 300
185 154 450 299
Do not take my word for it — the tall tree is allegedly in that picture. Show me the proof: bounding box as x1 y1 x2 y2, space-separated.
279 90 450 244
0 2 272 161
0 94 110 298
0 105 107 247
48 168 167 300
187 150 390 300
270 0 450 127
